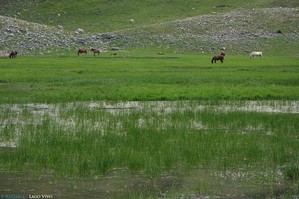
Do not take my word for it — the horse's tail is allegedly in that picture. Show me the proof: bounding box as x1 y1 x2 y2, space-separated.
211 58 214 63
77 50 80 56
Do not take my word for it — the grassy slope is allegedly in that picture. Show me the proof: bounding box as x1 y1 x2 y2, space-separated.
0 0 298 55
0 0 298 33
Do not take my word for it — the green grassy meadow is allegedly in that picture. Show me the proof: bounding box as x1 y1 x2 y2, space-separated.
0 51 299 198
1 51 298 103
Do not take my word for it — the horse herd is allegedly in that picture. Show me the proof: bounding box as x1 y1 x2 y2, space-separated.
6 48 101 59
211 51 263 63
7 48 263 62
78 48 100 56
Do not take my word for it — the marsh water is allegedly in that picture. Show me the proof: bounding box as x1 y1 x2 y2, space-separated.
1 169 179 199
0 166 292 198
1 101 298 198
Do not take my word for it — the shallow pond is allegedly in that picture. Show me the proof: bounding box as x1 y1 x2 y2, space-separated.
0 100 298 198
0 166 293 198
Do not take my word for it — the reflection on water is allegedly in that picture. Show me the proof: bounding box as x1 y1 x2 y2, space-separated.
0 169 182 199
0 165 295 198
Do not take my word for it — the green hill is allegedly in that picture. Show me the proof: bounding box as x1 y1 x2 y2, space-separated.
1 0 298 32
0 0 298 55
0 0 260 32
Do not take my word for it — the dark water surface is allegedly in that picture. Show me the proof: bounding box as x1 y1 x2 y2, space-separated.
0 169 184 199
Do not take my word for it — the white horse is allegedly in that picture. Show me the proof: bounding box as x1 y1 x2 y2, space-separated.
250 51 263 58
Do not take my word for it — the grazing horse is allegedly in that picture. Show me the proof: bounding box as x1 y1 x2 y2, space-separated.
211 55 224 63
9 51 17 59
250 51 263 58
90 48 100 56
78 48 88 56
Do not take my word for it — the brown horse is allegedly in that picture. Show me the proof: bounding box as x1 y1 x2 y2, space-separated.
211 55 224 63
78 48 88 56
91 48 100 56
9 51 17 59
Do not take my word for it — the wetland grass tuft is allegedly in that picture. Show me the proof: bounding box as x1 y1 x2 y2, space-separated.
1 101 298 179
0 100 298 197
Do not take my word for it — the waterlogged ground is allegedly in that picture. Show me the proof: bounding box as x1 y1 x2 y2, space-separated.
0 100 298 198
1 100 298 147
0 167 294 199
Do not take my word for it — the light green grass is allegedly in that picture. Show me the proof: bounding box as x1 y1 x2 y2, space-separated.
0 51 298 104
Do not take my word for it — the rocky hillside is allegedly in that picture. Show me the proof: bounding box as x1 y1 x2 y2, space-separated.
111 7 299 53
0 7 298 56
0 15 111 56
